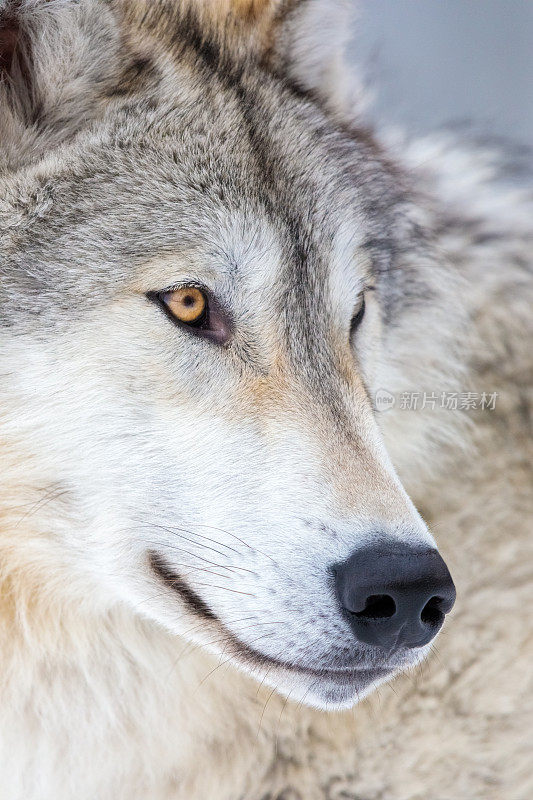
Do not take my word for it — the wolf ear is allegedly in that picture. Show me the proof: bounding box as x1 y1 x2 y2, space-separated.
0 0 119 172
259 0 357 116
192 0 359 117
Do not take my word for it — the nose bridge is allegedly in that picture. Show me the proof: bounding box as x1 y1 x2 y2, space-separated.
259 355 418 527
297 372 416 524
324 419 412 522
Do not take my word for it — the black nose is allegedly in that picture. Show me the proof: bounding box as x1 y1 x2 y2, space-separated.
334 544 456 650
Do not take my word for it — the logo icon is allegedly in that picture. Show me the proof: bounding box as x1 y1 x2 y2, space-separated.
374 388 396 412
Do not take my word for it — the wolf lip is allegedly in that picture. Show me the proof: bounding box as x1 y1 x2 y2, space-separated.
150 551 401 686
294 665 395 708
297 665 392 686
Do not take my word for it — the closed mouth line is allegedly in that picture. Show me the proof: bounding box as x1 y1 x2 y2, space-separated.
149 550 218 621
149 551 393 683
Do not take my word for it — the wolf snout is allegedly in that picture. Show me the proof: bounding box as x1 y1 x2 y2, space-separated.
333 544 456 651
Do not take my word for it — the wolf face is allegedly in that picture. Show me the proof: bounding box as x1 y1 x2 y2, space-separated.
0 0 458 708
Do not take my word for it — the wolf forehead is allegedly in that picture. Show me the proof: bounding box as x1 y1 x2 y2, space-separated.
1 109 399 307
0 1 419 327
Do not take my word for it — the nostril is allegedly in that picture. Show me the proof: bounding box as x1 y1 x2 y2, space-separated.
354 594 396 620
421 596 445 627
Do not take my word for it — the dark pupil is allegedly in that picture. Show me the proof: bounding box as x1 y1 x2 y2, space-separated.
183 294 196 306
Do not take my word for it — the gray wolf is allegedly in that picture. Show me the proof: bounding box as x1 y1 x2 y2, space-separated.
0 2 531 798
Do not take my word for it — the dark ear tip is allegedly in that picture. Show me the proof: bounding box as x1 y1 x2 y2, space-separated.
0 20 20 73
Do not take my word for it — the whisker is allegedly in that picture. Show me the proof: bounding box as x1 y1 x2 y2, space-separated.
140 522 234 560
143 556 241 582
257 683 279 739
158 523 243 556
111 530 245 573
194 524 279 567
192 582 256 597
15 486 70 527
276 685 293 739
136 579 256 603
158 615 281 682
195 633 276 691
294 684 312 713
145 539 256 574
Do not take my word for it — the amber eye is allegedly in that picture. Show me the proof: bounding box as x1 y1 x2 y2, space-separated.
149 285 232 346
164 287 207 325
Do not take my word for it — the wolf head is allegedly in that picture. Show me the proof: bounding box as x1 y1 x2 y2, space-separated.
0 0 461 708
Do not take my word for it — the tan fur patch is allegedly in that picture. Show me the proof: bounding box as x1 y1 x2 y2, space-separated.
216 0 279 20
118 0 286 54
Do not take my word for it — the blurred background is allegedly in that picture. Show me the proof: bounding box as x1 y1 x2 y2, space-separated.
353 0 532 144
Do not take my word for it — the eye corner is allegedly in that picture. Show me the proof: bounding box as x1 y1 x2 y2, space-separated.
350 291 367 335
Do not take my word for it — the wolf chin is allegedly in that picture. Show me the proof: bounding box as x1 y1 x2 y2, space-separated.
0 2 531 798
